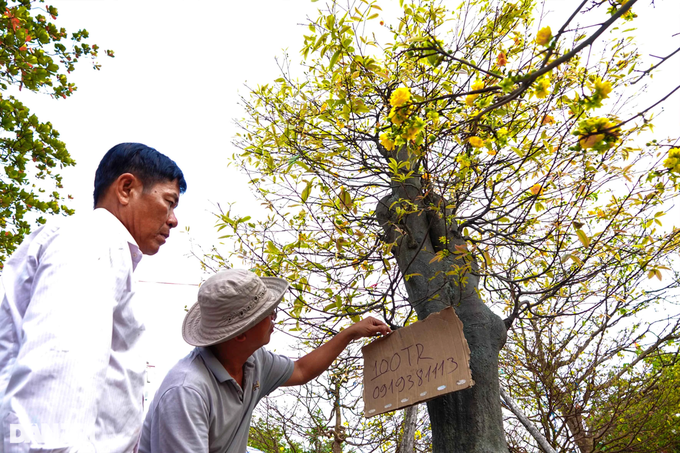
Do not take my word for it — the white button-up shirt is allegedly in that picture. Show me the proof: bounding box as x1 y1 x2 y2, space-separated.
0 209 145 452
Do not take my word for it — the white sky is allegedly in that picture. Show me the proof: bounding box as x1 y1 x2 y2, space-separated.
14 0 680 402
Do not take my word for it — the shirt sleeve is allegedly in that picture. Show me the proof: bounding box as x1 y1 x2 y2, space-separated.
256 348 294 398
147 387 209 453
2 231 121 451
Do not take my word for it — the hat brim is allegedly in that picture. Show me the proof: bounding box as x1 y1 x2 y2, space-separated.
182 276 289 347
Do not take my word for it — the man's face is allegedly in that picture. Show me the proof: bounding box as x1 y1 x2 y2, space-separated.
127 179 180 255
247 308 277 346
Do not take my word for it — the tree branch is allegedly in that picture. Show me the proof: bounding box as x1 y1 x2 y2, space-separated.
500 387 558 453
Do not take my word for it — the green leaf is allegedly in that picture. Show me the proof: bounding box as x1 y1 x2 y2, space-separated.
266 241 281 255
301 181 312 202
329 49 341 68
576 229 591 247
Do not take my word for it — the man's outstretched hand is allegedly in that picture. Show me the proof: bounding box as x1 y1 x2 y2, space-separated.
285 316 392 386
347 317 392 340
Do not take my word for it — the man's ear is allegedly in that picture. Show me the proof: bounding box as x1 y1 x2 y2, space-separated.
233 333 247 343
114 173 140 206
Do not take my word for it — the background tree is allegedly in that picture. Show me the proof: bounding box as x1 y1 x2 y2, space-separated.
214 0 680 451
590 352 680 452
501 277 680 452
0 0 112 264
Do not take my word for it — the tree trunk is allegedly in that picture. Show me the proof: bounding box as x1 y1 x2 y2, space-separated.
331 383 345 453
376 160 508 452
425 289 508 452
398 405 418 453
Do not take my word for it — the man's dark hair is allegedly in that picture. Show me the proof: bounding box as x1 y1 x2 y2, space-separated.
93 143 187 207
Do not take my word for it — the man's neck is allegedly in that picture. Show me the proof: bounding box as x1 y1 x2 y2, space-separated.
210 342 254 389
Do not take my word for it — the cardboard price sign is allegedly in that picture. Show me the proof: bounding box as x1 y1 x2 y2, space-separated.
362 307 473 417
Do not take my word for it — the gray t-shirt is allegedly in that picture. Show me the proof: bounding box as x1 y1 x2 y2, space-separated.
139 347 294 453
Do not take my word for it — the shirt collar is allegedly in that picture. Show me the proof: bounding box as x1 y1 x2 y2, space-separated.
197 347 255 384
93 208 143 269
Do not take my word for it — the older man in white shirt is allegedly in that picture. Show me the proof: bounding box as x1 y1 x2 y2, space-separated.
0 143 187 452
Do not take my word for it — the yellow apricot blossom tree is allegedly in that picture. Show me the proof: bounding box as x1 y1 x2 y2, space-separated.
213 0 680 451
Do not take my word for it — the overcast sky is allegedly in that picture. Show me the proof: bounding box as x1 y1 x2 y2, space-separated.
16 0 680 398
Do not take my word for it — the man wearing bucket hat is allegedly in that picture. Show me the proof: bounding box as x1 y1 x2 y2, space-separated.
139 269 390 452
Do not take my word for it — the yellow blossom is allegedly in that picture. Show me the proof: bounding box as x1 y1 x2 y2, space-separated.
663 148 680 173
579 133 605 149
404 117 425 141
388 106 407 125
574 117 620 150
469 136 484 148
487 149 497 156
404 127 419 141
390 87 411 107
536 26 552 46
663 157 678 169
542 115 555 125
594 78 612 99
465 80 484 106
496 52 507 67
529 184 543 196
380 133 395 151
534 76 551 99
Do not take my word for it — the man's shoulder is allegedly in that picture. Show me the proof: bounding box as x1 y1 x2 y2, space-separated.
252 347 294 384
253 346 289 365
40 210 133 256
156 349 215 396
27 211 104 247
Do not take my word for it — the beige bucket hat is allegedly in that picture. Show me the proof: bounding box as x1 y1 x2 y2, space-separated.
182 269 289 347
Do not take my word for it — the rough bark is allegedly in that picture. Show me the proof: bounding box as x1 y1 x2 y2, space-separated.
376 148 508 452
398 405 418 453
331 384 345 453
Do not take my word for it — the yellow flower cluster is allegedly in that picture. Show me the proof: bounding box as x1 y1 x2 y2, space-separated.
469 136 484 148
388 87 412 125
574 117 619 150
534 76 551 99
390 87 411 107
536 26 552 46
663 148 680 173
404 117 425 141
380 133 395 151
529 184 543 196
465 80 485 106
580 134 604 149
594 78 612 99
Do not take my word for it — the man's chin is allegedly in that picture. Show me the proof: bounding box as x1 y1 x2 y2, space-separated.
140 244 161 256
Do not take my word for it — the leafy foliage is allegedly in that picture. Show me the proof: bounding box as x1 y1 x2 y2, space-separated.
224 0 678 332
592 353 680 453
0 0 112 264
